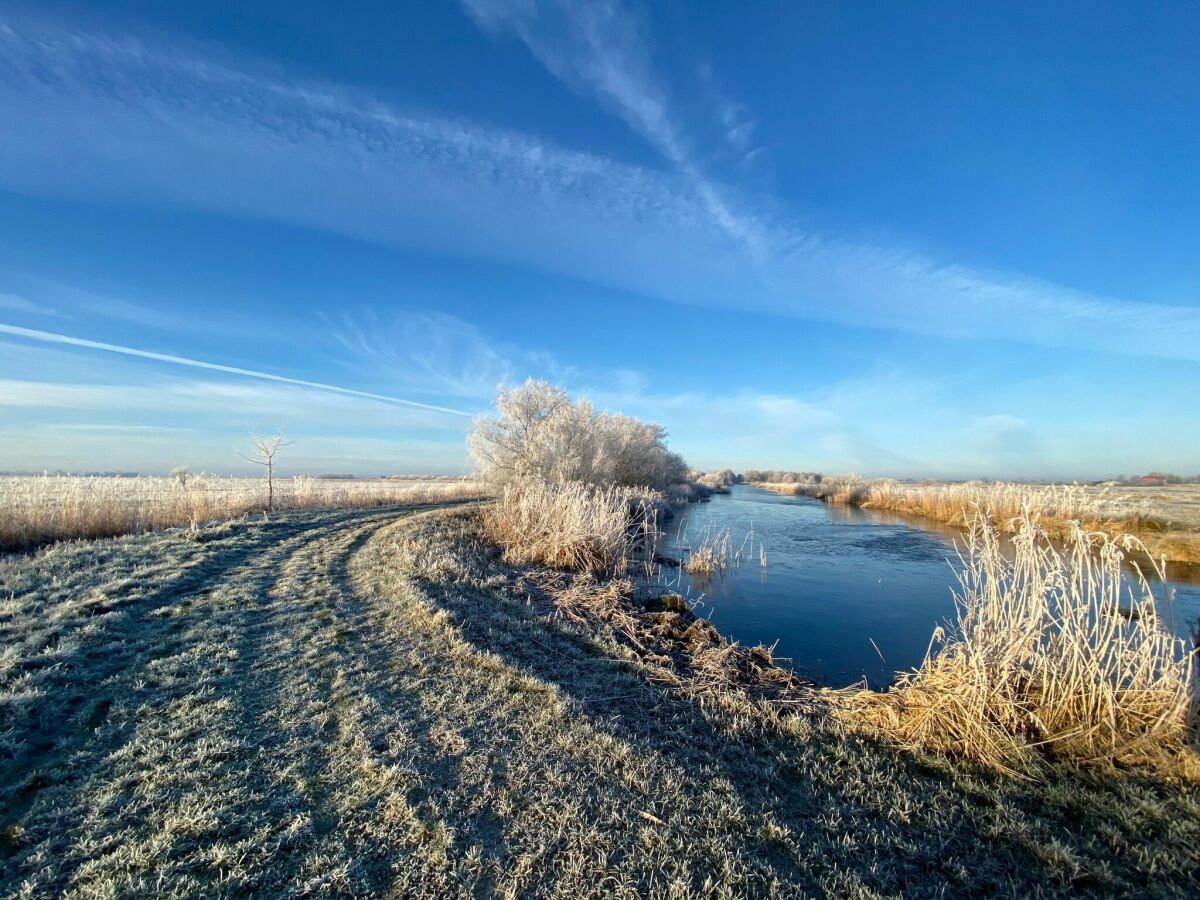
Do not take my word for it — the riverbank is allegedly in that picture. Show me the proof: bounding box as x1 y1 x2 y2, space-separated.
754 478 1200 567
5 504 1200 895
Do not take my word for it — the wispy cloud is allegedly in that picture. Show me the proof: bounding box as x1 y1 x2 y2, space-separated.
694 62 762 165
0 16 1196 361
0 291 57 316
0 324 475 417
461 0 765 252
579 380 927 475
0 271 292 338
326 310 517 400
0 420 468 475
0 376 454 428
56 423 197 433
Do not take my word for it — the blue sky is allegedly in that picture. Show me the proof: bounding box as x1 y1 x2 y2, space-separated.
0 0 1197 478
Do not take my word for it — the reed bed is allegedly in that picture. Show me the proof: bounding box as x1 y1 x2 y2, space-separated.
678 520 765 580
0 474 485 551
755 478 1200 565
685 524 734 578
483 478 665 577
833 511 1200 779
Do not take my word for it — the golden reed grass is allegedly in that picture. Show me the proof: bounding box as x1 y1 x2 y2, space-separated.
756 478 1200 566
678 519 765 579
0 474 485 550
833 511 1200 779
685 524 733 578
483 478 664 577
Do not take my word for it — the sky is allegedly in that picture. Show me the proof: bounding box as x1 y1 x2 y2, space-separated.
0 0 1197 479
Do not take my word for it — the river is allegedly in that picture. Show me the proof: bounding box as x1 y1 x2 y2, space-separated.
660 485 1200 689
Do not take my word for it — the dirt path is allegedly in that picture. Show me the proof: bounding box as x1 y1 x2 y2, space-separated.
0 505 468 896
2 506 1199 898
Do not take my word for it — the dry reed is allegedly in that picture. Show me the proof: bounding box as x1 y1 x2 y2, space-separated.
680 522 765 579
530 564 818 720
685 524 734 578
483 479 664 577
0 474 485 551
833 510 1200 779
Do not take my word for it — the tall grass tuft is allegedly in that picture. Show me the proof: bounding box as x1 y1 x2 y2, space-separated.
685 524 734 578
834 510 1200 779
483 479 664 577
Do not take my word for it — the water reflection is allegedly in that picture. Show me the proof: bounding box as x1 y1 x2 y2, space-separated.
661 486 1200 689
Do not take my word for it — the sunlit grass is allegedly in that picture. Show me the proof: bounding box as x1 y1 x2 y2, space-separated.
0 473 486 550
482 478 664 577
833 510 1200 779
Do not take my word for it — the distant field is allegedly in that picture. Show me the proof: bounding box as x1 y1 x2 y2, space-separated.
0 474 486 551
1077 483 1200 531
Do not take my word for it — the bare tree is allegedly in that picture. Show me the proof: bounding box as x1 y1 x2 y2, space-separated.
235 429 294 511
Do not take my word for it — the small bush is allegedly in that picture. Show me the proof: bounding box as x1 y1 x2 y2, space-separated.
692 470 736 493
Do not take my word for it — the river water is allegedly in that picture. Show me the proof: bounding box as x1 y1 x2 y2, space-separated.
660 485 1200 689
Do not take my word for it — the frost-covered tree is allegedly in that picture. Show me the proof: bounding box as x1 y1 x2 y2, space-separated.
468 379 688 490
235 429 294 511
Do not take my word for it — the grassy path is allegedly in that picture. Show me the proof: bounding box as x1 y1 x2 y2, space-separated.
2 507 1199 896
0 506 457 895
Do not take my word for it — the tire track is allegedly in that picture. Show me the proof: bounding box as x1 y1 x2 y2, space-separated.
0 503 469 897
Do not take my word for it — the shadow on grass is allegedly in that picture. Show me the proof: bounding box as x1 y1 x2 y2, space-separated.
411 538 1200 897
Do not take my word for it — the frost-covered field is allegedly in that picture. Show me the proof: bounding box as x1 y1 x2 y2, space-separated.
0 474 485 550
2 505 1199 896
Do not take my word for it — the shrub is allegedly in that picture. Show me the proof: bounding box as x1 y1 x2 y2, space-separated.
692 469 736 492
468 379 688 491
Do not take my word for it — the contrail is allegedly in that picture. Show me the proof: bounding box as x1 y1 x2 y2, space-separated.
0 323 475 418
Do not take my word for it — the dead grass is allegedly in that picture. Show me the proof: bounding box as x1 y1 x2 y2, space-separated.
482 480 813 719
527 569 816 725
684 525 733 578
0 474 486 551
832 510 1200 779
482 478 664 576
755 478 1200 565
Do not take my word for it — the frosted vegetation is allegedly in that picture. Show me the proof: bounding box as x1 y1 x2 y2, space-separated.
834 511 1199 779
468 379 688 491
468 383 1200 780
0 474 484 551
7 507 1199 894
468 379 684 577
